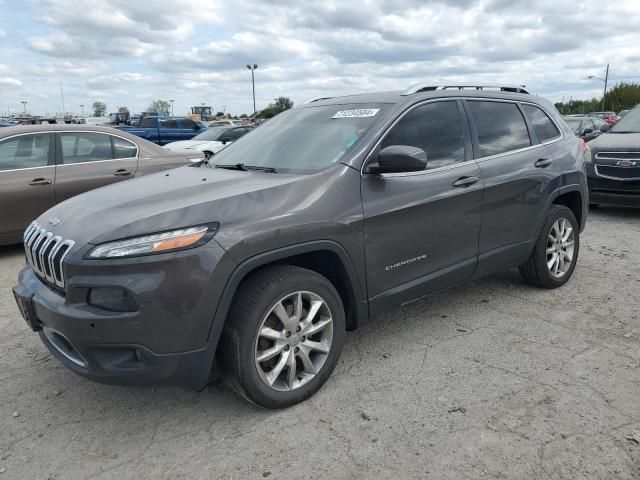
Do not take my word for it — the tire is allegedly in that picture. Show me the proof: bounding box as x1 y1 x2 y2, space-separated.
218 265 345 408
589 203 600 209
519 205 580 289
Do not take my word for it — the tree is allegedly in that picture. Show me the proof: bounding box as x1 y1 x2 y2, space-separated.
239 113 248 118
147 99 171 115
273 96 294 111
215 111 225 117
602 82 640 112
553 82 640 115
118 106 130 114
258 96 294 119
92 101 107 117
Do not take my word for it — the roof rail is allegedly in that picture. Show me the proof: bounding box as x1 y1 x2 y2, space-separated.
303 96 334 104
402 83 529 95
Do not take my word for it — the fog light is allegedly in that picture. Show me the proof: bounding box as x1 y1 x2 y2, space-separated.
88 287 138 312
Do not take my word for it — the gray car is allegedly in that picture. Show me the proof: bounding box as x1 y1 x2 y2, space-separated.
0 125 191 245
13 84 589 408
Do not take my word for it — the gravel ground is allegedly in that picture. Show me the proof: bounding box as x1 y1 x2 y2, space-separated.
1 207 639 480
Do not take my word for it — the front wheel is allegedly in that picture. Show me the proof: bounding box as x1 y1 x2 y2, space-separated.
519 205 580 289
218 265 345 408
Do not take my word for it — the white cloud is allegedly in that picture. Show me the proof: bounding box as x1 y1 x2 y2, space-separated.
2 0 639 115
0 28 6 38
0 77 23 87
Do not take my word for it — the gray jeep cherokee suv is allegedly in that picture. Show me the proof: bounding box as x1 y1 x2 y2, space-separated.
13 83 589 408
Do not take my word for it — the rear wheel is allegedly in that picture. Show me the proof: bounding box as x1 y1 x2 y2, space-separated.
519 205 579 289
218 265 345 408
589 203 600 209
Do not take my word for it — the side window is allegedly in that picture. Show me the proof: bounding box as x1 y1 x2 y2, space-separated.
140 117 156 128
160 118 178 129
111 136 138 159
181 119 197 129
59 132 114 164
381 101 466 169
0 134 50 171
521 104 560 142
226 128 245 140
467 101 531 157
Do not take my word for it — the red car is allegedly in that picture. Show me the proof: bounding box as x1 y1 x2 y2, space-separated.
587 111 618 125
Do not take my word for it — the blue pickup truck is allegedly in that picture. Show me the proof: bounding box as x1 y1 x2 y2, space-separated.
117 116 206 145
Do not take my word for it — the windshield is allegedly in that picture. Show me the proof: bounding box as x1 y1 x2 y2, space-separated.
564 118 581 131
193 127 228 141
210 103 389 173
610 107 640 133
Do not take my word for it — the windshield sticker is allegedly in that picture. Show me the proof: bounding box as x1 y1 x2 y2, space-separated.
332 109 380 119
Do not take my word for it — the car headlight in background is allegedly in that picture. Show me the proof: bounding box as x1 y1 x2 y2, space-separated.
87 224 218 259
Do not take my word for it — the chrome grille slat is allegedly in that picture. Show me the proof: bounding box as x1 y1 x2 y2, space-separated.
22 221 75 289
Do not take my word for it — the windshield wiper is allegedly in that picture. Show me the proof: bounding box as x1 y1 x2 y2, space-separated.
609 131 638 134
215 163 276 172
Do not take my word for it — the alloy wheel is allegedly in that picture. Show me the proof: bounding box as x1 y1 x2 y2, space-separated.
546 218 575 278
254 291 333 392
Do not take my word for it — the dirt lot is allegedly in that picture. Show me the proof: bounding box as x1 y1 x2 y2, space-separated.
1 207 639 479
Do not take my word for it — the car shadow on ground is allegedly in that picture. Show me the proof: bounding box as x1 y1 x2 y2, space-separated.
0 243 24 259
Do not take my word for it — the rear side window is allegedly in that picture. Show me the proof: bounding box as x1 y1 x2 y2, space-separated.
0 134 50 171
467 101 531 157
521 104 560 142
181 119 197 129
111 136 138 159
160 118 178 129
140 117 156 128
381 101 466 170
226 128 246 140
60 132 114 164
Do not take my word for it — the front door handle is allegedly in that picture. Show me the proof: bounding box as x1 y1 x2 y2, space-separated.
113 169 133 177
29 178 52 186
452 176 479 187
534 158 553 168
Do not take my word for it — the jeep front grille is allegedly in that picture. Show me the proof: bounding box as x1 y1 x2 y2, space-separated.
23 222 75 289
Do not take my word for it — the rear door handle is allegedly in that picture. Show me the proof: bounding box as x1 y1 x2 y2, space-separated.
534 158 553 168
113 169 133 177
29 178 52 186
452 176 479 187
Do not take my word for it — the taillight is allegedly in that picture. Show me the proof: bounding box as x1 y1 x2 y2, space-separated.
579 138 587 152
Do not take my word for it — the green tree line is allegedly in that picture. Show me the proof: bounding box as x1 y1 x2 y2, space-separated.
555 82 640 114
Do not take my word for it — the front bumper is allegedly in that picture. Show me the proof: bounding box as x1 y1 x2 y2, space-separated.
587 163 640 207
13 241 236 389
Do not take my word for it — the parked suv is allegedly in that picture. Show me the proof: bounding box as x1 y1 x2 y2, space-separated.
586 104 640 207
13 84 589 408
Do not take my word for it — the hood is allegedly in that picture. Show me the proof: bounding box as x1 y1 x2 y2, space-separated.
36 164 307 248
588 132 640 152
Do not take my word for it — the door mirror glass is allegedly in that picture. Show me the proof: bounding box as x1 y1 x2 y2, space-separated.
366 145 427 174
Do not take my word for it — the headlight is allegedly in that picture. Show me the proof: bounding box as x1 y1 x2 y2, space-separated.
87 224 218 259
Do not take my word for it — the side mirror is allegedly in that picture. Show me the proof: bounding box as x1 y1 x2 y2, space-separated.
365 145 428 174
582 128 593 135
600 124 610 132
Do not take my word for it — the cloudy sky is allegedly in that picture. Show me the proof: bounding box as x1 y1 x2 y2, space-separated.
1 0 639 117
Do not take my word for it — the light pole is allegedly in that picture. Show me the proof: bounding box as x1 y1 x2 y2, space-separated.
79 104 84 116
588 63 609 111
21 100 27 113
246 64 258 114
170 99 175 116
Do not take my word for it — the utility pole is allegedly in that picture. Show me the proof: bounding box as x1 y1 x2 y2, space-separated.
602 63 609 111
80 104 84 116
246 64 258 114
59 82 65 114
21 100 27 113
170 99 175 116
